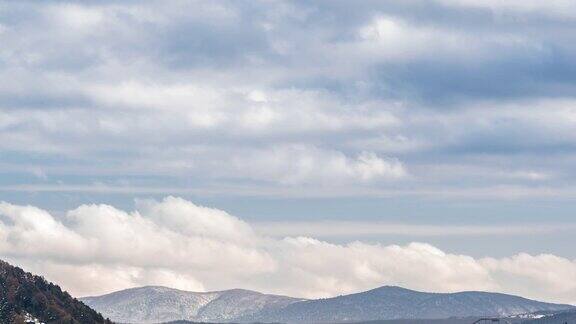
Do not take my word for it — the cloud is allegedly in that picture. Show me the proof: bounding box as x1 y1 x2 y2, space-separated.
48 3 105 31
1 197 575 304
0 1 574 308
224 146 407 185
0 198 276 296
2 0 576 200
356 15 515 62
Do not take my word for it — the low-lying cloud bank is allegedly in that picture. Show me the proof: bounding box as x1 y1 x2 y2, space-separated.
0 196 574 304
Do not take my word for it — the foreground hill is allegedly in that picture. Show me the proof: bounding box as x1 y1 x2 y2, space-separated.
83 285 574 323
0 260 111 324
80 286 302 323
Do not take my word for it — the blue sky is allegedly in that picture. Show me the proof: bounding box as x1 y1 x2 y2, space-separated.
1 0 576 301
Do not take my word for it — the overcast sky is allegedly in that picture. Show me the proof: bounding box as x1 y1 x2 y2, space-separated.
1 0 576 302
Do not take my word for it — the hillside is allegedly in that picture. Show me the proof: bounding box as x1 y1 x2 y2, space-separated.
0 260 112 324
251 286 574 323
81 286 302 323
83 285 574 323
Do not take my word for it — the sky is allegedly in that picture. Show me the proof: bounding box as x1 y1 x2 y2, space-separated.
0 0 575 303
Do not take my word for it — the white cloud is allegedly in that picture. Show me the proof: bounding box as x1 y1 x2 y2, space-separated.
358 16 444 61
135 196 255 244
224 146 406 185
83 82 399 133
482 253 576 304
0 203 88 260
353 151 406 181
0 198 276 296
273 238 497 298
0 197 575 304
355 15 538 64
48 3 105 31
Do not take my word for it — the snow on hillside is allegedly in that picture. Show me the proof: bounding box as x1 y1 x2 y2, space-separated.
81 285 575 324
250 286 574 323
80 286 302 323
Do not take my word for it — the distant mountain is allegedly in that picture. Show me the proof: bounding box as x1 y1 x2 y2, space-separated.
250 286 574 323
80 286 302 323
83 285 574 324
0 260 111 324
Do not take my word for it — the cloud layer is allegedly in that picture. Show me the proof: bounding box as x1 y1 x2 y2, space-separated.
1 197 574 304
1 0 575 307
2 0 576 200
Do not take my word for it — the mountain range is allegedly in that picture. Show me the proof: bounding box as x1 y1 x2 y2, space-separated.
0 257 573 324
81 285 575 323
81 286 301 323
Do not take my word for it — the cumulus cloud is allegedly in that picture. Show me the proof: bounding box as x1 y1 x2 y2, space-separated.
0 197 575 304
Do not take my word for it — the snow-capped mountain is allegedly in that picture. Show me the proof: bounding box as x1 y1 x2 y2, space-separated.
81 285 575 324
80 286 303 323
249 286 574 323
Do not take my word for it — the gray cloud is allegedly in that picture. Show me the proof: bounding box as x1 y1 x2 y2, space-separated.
1 0 576 199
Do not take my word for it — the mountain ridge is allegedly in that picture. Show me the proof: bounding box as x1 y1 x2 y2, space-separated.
81 285 303 323
81 285 575 323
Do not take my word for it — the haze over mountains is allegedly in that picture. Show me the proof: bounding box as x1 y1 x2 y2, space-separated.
81 285 575 324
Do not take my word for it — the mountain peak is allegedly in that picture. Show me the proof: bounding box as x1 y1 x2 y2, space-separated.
359 285 427 297
372 285 419 292
217 288 260 294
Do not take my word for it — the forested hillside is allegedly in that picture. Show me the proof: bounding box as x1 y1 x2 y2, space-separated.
0 260 112 324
